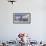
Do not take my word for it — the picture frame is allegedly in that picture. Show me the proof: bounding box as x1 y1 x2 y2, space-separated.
13 13 31 24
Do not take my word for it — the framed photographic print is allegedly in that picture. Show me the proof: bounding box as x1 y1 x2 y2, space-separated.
13 13 31 24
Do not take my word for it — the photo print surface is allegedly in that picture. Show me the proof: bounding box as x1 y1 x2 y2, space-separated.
13 13 31 24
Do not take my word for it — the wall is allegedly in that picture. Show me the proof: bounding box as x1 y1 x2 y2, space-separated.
0 0 46 41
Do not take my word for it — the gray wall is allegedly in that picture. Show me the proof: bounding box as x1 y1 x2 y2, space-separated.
0 0 46 41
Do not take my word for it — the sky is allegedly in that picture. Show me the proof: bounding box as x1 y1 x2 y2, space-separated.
0 0 46 42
